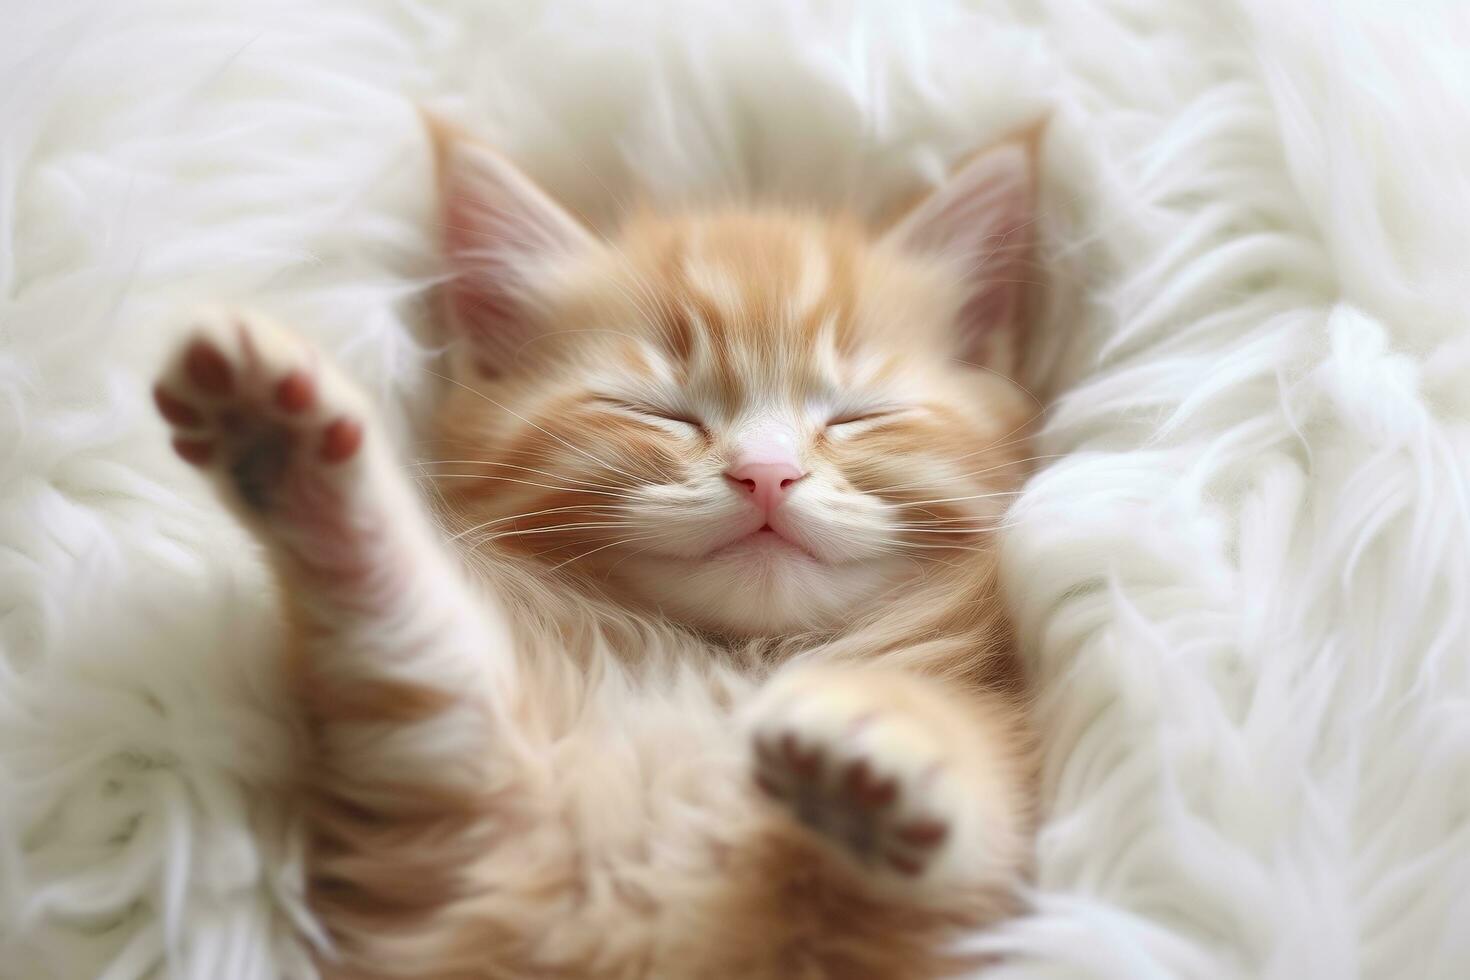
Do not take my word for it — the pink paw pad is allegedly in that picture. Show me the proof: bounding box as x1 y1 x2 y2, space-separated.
895 817 948 847
886 852 925 876
154 315 368 511
779 733 824 778
320 418 363 464
274 371 315 413
841 760 899 808
153 386 202 428
885 818 948 875
171 437 214 465
751 713 954 879
184 340 234 394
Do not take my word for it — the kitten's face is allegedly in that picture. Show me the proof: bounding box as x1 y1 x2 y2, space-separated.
428 124 1038 636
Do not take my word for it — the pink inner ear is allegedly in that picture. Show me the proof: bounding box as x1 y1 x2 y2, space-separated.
885 139 1037 376
431 123 595 377
954 179 1033 372
443 195 532 370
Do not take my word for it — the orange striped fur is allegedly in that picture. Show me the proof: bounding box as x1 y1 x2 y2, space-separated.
173 118 1047 978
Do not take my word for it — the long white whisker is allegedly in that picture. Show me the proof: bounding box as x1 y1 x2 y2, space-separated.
427 473 640 499
890 529 1004 538
892 490 1027 508
446 504 628 542
414 458 633 494
892 513 1017 525
544 533 664 572
470 523 644 547
425 368 632 478
862 454 1060 496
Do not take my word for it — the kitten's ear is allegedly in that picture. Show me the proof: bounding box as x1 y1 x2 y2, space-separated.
883 130 1040 377
424 112 596 377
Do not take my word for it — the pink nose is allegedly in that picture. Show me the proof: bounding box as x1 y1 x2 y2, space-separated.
725 460 806 514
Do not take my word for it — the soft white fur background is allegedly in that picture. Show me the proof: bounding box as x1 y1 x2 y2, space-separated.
3 1 1469 977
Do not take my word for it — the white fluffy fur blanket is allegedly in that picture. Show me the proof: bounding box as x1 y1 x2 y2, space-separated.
4 1 1469 977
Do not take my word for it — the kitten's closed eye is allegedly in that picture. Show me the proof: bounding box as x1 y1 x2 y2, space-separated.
598 399 706 433
826 408 904 428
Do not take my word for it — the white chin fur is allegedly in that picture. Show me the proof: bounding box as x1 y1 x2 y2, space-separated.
623 547 903 636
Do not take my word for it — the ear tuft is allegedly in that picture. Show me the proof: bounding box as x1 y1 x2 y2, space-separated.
884 125 1042 377
423 111 596 377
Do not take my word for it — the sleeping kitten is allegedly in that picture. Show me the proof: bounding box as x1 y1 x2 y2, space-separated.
152 115 1043 979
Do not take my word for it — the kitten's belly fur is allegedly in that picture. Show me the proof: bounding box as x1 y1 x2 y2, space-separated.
155 311 1031 979
430 630 768 975
361 604 1025 979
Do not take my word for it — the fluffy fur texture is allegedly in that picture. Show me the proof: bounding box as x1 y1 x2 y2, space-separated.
140 120 1041 974
4 1 1470 978
428 117 1039 638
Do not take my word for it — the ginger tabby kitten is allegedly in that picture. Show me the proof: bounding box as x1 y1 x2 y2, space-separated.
152 115 1043 978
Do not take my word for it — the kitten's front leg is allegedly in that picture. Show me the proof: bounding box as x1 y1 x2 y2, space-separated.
154 311 519 930
746 664 1030 913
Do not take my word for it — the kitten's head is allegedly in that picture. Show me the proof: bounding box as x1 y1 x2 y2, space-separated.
426 120 1040 637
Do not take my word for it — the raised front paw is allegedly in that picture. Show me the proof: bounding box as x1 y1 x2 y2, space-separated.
747 668 964 880
153 310 367 513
